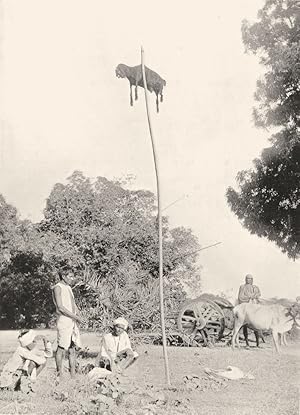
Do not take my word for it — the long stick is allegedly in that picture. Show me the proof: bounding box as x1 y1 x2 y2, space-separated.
141 46 171 386
162 194 188 212
172 242 222 262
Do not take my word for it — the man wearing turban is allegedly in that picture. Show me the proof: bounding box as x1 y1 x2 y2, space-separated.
0 330 52 390
237 274 262 348
95 317 138 373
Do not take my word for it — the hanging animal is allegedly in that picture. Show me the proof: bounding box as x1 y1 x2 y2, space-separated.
115 63 166 113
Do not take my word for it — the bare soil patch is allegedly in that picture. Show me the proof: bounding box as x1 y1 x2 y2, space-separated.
0 330 299 414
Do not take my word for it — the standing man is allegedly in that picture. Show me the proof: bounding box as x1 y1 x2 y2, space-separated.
238 274 261 348
52 271 82 380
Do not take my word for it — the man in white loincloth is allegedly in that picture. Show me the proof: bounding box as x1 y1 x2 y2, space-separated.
52 271 82 380
95 317 138 374
0 330 52 390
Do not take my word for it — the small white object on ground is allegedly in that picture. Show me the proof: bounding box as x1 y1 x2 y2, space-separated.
87 367 112 382
205 366 255 380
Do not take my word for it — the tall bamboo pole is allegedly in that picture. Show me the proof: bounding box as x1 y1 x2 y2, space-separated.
141 46 171 386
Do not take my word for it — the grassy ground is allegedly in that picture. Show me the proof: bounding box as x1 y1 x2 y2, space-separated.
0 330 299 414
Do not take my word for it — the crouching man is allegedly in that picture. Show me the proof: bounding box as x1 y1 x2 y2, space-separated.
0 330 52 390
95 318 138 374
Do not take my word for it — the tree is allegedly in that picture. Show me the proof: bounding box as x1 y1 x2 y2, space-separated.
0 194 47 267
38 171 201 330
40 171 200 283
227 0 300 259
0 195 28 267
0 173 202 329
0 251 55 328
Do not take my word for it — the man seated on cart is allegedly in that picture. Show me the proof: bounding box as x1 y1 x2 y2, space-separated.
237 274 262 348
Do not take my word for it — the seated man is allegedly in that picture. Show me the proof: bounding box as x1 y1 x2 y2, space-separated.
95 317 138 373
0 329 53 390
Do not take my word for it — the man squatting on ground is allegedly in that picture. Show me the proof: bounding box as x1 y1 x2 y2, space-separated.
238 274 262 347
0 330 52 389
52 271 82 379
95 317 138 373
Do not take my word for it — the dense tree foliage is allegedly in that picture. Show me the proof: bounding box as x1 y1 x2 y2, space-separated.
0 172 201 329
0 195 31 267
227 0 300 259
39 171 200 285
0 252 55 329
0 195 56 328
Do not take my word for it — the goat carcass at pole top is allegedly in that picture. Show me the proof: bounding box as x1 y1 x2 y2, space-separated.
115 63 166 113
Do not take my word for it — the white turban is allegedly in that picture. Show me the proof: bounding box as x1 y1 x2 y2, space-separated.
113 317 128 330
18 330 36 347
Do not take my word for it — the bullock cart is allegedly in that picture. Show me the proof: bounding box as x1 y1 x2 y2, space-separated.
132 293 235 347
176 294 235 346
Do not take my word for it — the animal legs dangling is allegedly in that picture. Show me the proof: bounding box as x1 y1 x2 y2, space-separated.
130 84 133 106
156 94 159 113
135 84 138 101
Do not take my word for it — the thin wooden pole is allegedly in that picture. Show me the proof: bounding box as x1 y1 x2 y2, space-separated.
141 46 171 386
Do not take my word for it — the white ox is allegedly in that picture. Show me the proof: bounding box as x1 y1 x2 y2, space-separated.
231 302 300 352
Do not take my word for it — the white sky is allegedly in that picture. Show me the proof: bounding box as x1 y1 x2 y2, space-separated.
0 0 299 300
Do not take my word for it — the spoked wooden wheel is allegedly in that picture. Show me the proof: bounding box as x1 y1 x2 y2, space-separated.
177 298 225 346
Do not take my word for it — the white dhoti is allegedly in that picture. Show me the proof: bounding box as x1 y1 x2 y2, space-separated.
57 315 82 350
53 281 82 350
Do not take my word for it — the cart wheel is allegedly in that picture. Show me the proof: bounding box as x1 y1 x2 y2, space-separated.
177 298 225 346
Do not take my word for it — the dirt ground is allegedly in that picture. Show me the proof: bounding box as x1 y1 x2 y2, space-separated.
0 330 299 415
